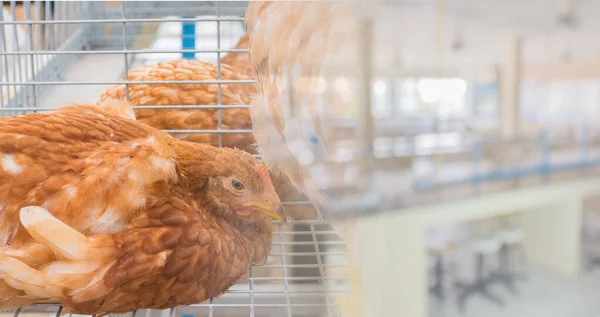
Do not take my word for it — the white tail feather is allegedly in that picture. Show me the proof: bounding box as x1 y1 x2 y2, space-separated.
0 257 45 287
0 207 116 306
19 206 91 261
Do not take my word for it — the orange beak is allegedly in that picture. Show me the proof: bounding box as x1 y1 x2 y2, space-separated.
251 164 286 221
243 198 287 222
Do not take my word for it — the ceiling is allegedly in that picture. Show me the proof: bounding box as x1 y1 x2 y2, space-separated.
357 0 600 77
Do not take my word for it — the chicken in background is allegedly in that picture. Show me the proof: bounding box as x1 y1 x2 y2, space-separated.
97 59 257 153
0 100 285 314
220 32 253 76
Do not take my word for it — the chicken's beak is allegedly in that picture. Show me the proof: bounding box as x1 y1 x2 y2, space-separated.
244 201 287 222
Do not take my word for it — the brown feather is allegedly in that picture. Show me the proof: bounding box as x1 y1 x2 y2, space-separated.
0 103 282 315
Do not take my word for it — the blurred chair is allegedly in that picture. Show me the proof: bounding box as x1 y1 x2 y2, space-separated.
427 224 463 303
493 212 526 294
581 196 600 269
455 218 504 312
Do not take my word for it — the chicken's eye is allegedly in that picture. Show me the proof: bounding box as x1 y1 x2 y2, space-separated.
231 179 245 192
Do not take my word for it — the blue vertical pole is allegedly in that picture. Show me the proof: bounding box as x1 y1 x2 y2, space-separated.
181 17 196 59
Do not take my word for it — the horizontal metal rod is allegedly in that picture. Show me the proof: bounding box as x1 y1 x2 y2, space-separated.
100 7 246 15
270 241 346 246
190 303 337 308
269 251 347 256
274 219 331 225
0 105 252 111
162 129 253 134
0 79 257 85
0 48 250 56
240 276 347 282
260 263 346 269
24 303 339 311
227 289 348 295
281 200 314 205
0 16 244 25
272 231 339 235
86 33 241 40
134 105 251 110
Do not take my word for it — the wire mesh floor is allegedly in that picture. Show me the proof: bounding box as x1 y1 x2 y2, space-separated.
0 221 348 317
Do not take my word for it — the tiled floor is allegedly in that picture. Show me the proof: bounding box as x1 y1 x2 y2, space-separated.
429 263 600 317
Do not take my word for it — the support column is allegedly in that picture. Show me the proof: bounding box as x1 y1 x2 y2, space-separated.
521 196 582 277
335 214 427 317
499 36 523 139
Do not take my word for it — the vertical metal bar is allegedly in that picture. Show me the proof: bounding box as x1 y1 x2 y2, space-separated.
82 1 92 49
310 225 333 317
55 306 64 317
11 0 23 110
67 1 73 37
12 307 21 317
121 1 130 103
61 0 66 46
52 1 58 49
44 0 51 81
208 297 214 317
34 0 41 75
278 223 293 317
216 4 223 148
0 7 8 109
24 1 37 108
249 266 255 317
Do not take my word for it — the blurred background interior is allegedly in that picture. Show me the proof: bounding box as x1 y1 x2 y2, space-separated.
4 1 600 317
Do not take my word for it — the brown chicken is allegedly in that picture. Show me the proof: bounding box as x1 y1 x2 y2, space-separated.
220 32 253 76
0 100 285 314
97 59 258 153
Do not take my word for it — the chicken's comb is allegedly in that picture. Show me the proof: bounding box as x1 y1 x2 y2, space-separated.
255 164 275 193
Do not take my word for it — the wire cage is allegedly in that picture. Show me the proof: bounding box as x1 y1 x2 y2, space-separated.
0 1 349 317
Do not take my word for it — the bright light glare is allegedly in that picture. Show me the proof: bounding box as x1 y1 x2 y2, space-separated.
418 78 467 103
373 79 387 95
